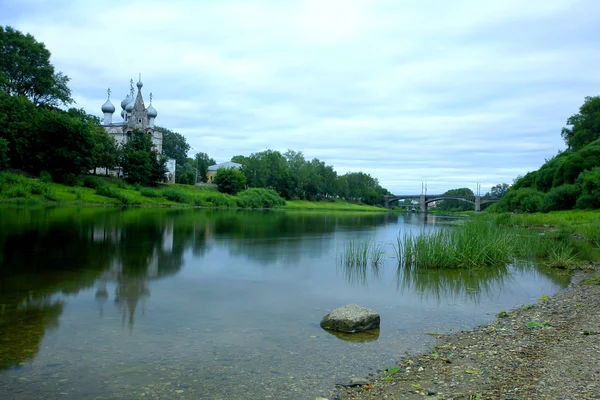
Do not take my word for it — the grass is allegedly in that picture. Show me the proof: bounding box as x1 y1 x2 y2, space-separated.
490 210 600 247
393 221 518 269
337 238 387 285
284 199 387 212
392 218 589 270
1 172 375 211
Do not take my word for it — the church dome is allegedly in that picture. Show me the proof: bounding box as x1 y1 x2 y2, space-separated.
121 109 126 119
101 99 115 113
121 93 132 110
137 79 143 89
125 99 135 112
147 104 157 118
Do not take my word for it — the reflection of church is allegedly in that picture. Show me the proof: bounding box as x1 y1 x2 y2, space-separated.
92 221 175 330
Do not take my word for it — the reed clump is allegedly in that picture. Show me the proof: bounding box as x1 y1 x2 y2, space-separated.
393 220 554 269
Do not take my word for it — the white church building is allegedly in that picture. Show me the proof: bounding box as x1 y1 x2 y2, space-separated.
99 76 175 182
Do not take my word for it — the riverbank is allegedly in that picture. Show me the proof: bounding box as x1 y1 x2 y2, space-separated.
0 172 387 211
331 265 600 400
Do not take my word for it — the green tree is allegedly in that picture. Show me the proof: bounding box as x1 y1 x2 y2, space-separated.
195 152 216 183
155 126 191 182
214 167 246 195
0 137 9 169
561 96 600 151
437 188 474 211
31 108 95 178
0 26 72 107
90 127 118 175
121 130 166 184
0 90 38 170
490 183 509 198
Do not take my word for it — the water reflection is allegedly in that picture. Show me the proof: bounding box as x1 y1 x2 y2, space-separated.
0 206 571 399
323 328 380 342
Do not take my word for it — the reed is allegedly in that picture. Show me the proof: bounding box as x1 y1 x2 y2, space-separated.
393 220 532 269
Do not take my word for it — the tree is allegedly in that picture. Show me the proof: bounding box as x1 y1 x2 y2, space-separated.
31 108 95 178
0 137 9 169
195 152 216 183
214 167 246 195
0 26 73 107
490 183 509 198
90 127 118 175
121 130 166 184
561 96 600 150
437 188 474 211
155 126 191 182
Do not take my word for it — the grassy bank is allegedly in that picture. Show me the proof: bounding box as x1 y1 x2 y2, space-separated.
490 210 600 246
0 172 386 211
284 199 387 212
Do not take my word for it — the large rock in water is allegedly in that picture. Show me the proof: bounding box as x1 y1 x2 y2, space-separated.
320 304 380 333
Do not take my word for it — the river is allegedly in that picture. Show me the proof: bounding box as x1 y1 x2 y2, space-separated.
0 206 569 399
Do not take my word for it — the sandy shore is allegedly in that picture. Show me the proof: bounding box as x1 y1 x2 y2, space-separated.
331 266 600 400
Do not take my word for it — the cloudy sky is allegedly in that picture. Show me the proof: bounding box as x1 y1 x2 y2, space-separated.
2 0 599 194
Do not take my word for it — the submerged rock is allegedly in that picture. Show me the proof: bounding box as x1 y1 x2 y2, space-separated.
320 304 380 333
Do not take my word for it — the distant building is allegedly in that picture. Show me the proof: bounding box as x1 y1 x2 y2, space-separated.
98 76 175 181
206 161 242 183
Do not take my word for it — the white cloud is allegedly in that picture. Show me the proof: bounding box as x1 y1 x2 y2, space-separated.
2 0 599 193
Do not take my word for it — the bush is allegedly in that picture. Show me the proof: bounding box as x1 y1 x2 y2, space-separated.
214 168 246 195
61 173 78 187
495 188 545 213
235 188 286 209
39 170 52 183
162 189 189 203
140 188 161 198
542 184 580 212
5 185 30 198
192 192 236 207
83 175 105 189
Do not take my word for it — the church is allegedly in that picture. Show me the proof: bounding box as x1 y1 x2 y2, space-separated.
99 76 175 182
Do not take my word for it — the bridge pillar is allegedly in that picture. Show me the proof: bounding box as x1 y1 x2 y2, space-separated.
475 195 481 212
419 195 427 214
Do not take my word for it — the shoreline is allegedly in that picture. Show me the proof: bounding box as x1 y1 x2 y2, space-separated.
331 265 600 400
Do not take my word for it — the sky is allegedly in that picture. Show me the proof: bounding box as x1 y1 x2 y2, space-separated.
2 0 599 194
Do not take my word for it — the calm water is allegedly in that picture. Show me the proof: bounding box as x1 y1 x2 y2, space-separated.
0 207 569 399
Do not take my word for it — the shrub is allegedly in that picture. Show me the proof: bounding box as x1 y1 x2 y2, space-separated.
83 175 105 189
162 189 189 203
235 188 286 209
61 173 78 187
495 188 544 213
542 184 580 212
140 188 161 198
39 170 52 183
214 168 246 195
5 185 30 198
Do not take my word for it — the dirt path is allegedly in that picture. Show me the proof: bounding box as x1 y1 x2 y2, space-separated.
332 266 600 400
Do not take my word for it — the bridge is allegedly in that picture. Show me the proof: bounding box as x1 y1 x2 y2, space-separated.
383 194 499 213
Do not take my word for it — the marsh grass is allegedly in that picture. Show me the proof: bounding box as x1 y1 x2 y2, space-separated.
392 220 582 270
338 238 388 284
394 221 519 269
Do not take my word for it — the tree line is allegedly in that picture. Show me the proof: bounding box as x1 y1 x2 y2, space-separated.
1 25 392 205
493 95 600 212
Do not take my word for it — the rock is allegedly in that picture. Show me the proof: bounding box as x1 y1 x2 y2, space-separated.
320 304 380 333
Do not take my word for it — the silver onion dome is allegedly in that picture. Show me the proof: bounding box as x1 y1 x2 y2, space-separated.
101 99 115 113
121 93 132 110
147 104 157 118
125 98 135 112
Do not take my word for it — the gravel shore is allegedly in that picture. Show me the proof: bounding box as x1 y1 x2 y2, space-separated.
331 266 600 400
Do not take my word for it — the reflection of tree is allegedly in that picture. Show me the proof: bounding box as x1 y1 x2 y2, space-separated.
395 266 511 304
0 298 63 370
212 211 395 266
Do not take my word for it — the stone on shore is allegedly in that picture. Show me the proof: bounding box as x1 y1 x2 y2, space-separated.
320 304 380 333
